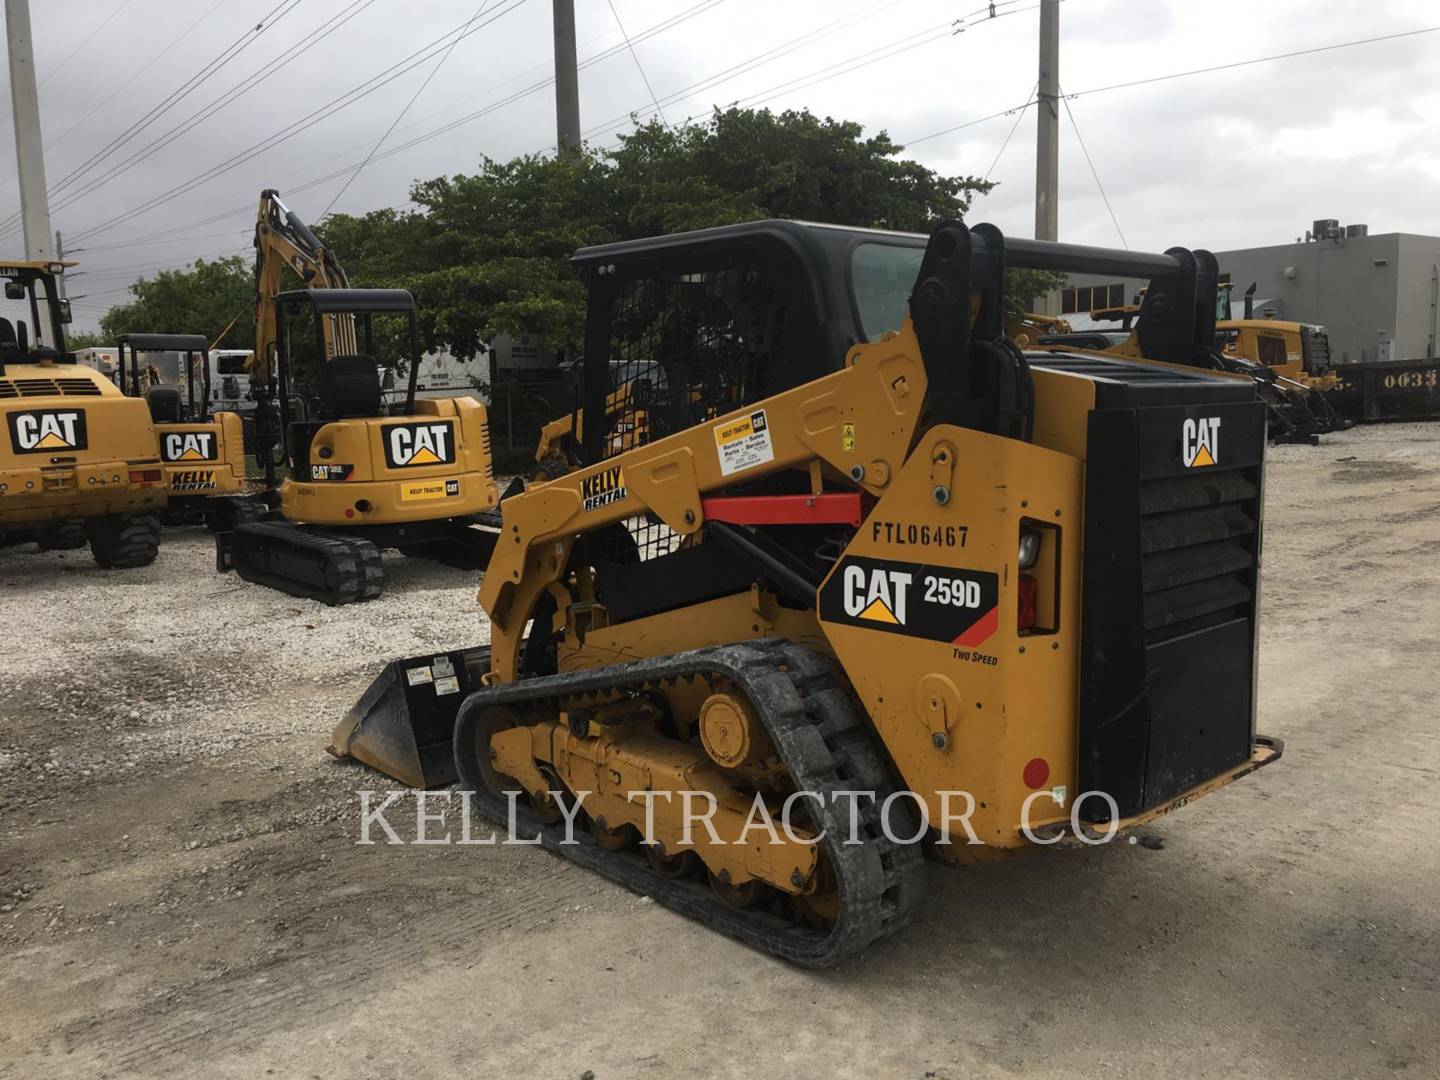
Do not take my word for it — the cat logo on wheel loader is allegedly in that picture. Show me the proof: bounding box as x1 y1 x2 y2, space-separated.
1182 416 1221 468
7 408 87 453
383 420 456 468
161 431 216 462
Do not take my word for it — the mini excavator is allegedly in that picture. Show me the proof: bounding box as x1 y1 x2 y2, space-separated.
337 219 1282 966
219 286 500 603
0 260 167 566
114 333 251 529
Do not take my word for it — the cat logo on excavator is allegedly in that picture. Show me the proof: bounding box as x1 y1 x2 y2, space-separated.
7 408 87 453
161 431 216 462
383 420 456 468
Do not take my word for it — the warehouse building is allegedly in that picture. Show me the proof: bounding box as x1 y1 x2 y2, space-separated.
1063 220 1440 365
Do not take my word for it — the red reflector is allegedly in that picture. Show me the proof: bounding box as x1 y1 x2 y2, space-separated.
129 469 162 484
1018 574 1038 631
1023 757 1050 790
344 508 356 519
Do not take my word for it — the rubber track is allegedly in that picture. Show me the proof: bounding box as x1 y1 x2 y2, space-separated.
231 520 384 605
453 638 928 967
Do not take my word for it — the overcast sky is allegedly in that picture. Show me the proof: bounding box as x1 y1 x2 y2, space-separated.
2 0 1437 331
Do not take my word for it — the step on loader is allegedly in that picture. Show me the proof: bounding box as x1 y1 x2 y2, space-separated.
338 219 1282 966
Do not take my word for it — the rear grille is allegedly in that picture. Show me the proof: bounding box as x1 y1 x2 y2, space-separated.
0 377 102 397
1139 469 1260 641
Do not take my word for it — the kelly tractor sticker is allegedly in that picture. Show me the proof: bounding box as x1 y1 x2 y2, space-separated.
820 555 1000 648
383 420 457 468
160 431 216 462
714 409 774 476
7 408 87 454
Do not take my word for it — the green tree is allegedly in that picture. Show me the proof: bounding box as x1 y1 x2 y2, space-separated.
62 328 112 350
320 107 994 358
98 255 254 349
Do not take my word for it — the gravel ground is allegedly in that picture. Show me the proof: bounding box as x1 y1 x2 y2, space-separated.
2 425 1438 1079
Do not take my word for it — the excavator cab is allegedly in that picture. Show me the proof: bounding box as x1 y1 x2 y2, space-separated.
115 333 248 526
220 288 501 604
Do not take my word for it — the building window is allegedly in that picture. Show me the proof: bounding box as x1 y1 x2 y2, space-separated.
1061 282 1126 315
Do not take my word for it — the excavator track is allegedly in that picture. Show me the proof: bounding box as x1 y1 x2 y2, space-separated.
453 639 928 967
230 520 384 605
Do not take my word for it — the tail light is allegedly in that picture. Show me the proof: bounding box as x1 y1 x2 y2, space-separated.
129 469 163 487
1018 575 1039 631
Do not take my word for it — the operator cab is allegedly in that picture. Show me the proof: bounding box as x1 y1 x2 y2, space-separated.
0 260 76 370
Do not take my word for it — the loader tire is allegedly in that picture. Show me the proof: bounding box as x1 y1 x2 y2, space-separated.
35 519 87 551
86 512 161 569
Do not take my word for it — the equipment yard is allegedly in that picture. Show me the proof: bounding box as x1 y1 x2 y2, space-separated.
2 423 1437 1080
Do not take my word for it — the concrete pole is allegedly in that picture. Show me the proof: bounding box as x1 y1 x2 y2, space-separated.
552 0 581 154
1032 0 1060 314
6 0 53 261
1034 0 1060 243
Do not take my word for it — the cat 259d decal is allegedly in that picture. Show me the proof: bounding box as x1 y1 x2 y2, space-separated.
820 554 1000 647
7 408 88 454
382 420 457 468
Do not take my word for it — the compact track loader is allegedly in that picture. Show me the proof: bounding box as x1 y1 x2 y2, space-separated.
0 261 166 567
115 333 252 529
338 219 1282 966
219 287 500 603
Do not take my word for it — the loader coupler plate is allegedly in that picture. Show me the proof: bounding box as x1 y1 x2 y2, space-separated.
330 647 489 788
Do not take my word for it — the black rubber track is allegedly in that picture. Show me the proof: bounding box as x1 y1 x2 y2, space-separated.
86 512 161 569
453 638 928 968
230 520 383 605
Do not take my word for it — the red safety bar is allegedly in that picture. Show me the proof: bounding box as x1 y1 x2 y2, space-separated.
700 493 865 528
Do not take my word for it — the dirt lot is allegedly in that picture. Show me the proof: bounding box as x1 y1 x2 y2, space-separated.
2 423 1438 1080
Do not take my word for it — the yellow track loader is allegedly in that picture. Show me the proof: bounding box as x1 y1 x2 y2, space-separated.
337 219 1281 966
114 333 252 529
0 260 166 566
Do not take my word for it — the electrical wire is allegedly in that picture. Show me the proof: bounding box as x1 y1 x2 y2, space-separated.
1060 90 1126 248
67 0 536 244
984 84 1036 182
607 0 668 127
39 0 141 89
320 0 494 218
34 0 377 227
70 0 721 247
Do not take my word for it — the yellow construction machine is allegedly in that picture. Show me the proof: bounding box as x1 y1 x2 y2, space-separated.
114 333 252 529
219 287 501 602
0 260 167 566
335 219 1282 966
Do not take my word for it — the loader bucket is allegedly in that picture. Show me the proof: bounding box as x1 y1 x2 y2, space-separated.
329 647 489 788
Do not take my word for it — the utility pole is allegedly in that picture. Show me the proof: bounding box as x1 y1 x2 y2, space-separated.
1034 0 1060 244
54 230 66 296
552 0 581 154
6 0 54 261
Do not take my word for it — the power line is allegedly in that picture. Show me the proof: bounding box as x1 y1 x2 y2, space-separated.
29 0 376 230
68 0 536 244
985 84 1036 182
38 0 140 89
321 0 493 218
1061 91 1126 249
42 0 230 153
1063 24 1440 102
72 0 722 247
607 0 668 127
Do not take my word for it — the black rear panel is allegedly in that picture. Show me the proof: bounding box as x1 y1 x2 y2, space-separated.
1030 353 1265 822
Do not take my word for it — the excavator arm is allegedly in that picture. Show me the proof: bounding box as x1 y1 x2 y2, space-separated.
251 189 355 389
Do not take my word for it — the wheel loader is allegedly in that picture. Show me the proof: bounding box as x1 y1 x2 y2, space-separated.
218 287 501 603
335 218 1282 966
0 260 166 567
114 333 253 529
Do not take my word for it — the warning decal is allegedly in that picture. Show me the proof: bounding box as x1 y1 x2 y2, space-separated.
819 555 999 647
714 409 774 477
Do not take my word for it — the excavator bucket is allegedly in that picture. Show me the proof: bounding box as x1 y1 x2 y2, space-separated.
328 647 486 788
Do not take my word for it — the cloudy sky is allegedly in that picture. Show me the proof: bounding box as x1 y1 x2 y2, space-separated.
2 0 1437 331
